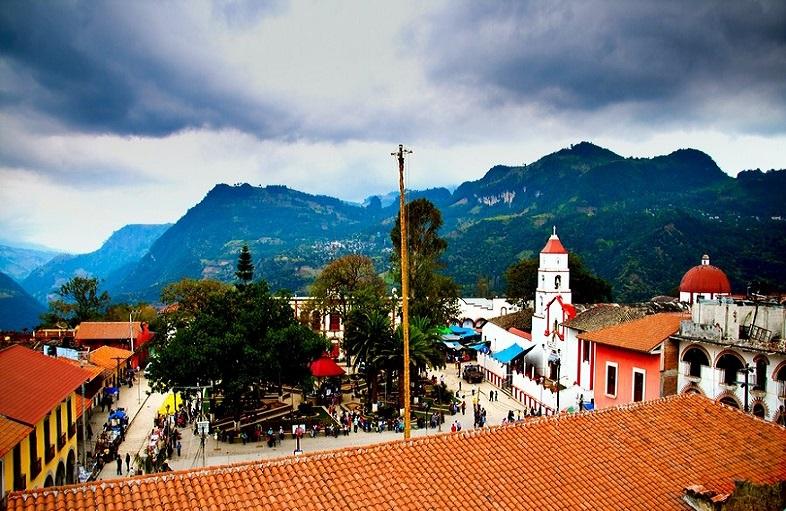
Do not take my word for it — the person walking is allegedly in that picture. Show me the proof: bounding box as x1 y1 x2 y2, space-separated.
125 452 130 474
176 440 182 457
116 454 123 475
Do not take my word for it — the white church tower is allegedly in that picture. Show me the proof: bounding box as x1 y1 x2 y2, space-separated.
531 227 572 344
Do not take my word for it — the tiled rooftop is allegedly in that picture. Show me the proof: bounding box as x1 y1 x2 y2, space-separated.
0 345 94 426
488 309 533 330
75 322 143 341
579 313 683 352
8 394 786 511
0 416 32 458
89 345 133 370
565 301 688 332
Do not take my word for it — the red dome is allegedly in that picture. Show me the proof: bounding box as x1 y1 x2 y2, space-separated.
679 264 731 294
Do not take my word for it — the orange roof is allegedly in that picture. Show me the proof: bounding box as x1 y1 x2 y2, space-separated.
0 416 32 458
0 345 94 426
8 394 786 511
74 394 92 420
541 233 568 254
75 322 142 341
89 345 132 370
578 312 683 352
59 357 106 381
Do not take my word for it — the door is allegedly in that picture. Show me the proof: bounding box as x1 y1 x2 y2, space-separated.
633 370 645 402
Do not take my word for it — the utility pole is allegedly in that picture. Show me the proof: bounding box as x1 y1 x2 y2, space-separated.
112 356 125 400
393 144 413 439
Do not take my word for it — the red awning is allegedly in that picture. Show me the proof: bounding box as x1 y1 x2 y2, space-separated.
310 355 345 378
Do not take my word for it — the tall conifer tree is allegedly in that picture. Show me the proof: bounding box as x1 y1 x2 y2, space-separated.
235 244 255 288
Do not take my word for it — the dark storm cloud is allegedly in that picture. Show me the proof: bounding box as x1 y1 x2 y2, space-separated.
413 0 786 131
0 1 291 137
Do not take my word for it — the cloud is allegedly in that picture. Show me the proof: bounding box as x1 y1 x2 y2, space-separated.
0 1 292 137
412 0 786 133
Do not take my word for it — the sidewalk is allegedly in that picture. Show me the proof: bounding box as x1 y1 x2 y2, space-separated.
93 374 167 480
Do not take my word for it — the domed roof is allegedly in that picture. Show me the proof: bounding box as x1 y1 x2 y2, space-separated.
679 255 731 294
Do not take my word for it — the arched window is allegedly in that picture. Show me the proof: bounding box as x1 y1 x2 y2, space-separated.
555 275 561 290
752 403 766 418
682 347 710 378
754 358 768 391
719 396 740 408
716 353 744 386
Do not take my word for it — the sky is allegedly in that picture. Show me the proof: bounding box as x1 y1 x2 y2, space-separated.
1 0 784 254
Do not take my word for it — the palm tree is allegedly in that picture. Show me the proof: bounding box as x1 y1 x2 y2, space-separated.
373 316 444 407
343 308 393 402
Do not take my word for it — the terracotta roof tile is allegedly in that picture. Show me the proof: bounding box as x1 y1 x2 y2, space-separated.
488 309 533 330
0 416 32 458
76 322 142 341
89 346 132 371
578 313 684 352
0 345 95 426
8 394 786 511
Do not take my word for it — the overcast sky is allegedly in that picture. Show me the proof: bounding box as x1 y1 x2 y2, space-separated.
1 0 784 253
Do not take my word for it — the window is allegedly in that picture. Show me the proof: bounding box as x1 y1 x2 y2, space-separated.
754 358 767 391
632 369 645 402
682 347 710 378
582 340 590 363
554 275 561 290
716 353 744 386
329 313 341 332
605 363 618 398
28 429 38 477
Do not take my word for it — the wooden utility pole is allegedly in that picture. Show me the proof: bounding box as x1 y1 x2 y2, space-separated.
393 144 413 439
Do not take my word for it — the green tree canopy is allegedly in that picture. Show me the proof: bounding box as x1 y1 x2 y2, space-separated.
390 198 459 326
505 253 613 306
235 244 255 288
147 280 327 418
309 254 385 320
41 276 110 327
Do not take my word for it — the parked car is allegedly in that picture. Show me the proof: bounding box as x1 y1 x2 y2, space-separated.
462 364 484 383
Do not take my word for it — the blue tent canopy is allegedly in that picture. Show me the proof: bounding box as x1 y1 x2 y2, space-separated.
441 334 462 342
449 326 478 338
492 343 535 364
442 340 463 350
467 342 489 352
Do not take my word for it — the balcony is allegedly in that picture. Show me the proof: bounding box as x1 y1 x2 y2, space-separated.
45 444 55 463
57 433 67 450
680 361 702 383
13 473 26 491
779 380 786 399
68 423 76 438
30 457 41 478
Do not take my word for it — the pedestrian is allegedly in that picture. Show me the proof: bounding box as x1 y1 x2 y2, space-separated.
458 381 462 391
116 454 122 475
125 452 130 473
176 440 182 457
461 401 466 415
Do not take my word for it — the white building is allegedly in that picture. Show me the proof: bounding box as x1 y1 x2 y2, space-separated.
673 298 786 424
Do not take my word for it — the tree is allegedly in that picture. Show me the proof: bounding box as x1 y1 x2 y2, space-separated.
372 316 444 407
146 280 327 418
159 278 233 328
235 244 255 288
343 305 394 402
505 253 613 306
309 254 385 322
41 276 110 327
390 198 459 326
104 303 158 323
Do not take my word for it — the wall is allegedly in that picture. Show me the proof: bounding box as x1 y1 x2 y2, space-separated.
677 340 786 422
594 344 660 409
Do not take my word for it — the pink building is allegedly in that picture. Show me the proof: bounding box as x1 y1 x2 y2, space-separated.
582 313 684 409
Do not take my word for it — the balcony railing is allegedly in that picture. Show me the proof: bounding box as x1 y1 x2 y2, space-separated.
13 473 26 491
57 433 67 450
30 457 41 478
68 423 76 438
45 444 55 463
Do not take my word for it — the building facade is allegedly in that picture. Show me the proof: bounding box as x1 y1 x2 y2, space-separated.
673 298 786 424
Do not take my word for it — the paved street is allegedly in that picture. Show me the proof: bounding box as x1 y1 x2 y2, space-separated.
93 363 531 479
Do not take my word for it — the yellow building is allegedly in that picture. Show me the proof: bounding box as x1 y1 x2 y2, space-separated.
0 345 93 499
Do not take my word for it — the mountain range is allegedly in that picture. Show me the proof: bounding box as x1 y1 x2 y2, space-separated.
0 271 44 331
1 142 784 330
22 224 171 304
